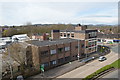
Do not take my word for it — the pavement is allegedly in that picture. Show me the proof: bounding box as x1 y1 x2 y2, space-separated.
30 45 110 79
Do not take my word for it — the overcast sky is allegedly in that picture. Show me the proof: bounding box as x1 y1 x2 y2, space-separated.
0 0 118 26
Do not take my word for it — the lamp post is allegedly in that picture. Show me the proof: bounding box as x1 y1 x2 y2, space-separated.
77 39 80 61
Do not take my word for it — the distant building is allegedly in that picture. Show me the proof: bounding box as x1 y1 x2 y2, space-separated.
12 34 30 42
31 33 49 41
97 33 120 39
0 37 12 49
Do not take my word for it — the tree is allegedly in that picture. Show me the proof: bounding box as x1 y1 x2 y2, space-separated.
4 42 32 75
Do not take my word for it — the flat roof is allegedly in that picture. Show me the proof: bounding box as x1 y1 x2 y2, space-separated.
60 30 85 33
27 38 80 47
60 29 97 33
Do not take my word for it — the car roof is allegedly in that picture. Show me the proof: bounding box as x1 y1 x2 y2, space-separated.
99 56 105 58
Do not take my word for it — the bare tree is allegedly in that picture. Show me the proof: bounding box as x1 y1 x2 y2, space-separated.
4 42 31 75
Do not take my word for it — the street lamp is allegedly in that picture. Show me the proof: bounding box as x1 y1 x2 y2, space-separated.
77 39 80 61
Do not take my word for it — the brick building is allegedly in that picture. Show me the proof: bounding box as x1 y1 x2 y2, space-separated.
51 24 98 55
26 38 84 70
31 33 49 41
8 24 98 72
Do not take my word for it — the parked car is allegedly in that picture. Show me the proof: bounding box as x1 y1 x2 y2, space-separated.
98 56 107 61
80 57 95 63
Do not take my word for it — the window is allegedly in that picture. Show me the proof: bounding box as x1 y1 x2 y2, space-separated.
95 32 97 36
60 33 62 36
71 34 74 37
89 48 91 50
58 48 64 53
64 33 66 37
98 39 101 42
50 49 56 54
81 44 84 48
58 58 64 63
67 34 70 37
41 62 49 68
89 32 97 38
50 60 57 65
65 47 70 51
75 45 78 48
65 56 70 61
86 46 88 48
41 51 49 56
88 42 91 47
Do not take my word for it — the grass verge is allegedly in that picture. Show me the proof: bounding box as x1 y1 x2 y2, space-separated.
83 59 120 80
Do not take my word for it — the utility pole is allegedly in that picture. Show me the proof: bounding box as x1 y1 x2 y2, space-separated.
85 40 87 59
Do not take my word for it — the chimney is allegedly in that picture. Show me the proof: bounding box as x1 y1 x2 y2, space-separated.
51 30 60 40
75 24 87 31
43 33 47 40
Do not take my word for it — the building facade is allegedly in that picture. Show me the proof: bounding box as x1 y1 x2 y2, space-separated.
51 24 98 55
31 33 49 41
26 39 84 70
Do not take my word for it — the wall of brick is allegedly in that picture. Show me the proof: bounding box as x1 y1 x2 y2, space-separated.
51 32 60 40
74 33 85 39
29 40 82 70
31 45 40 70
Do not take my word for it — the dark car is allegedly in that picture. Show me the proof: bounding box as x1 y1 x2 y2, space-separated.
80 57 95 63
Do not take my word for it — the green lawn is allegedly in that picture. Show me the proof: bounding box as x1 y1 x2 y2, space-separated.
110 59 120 68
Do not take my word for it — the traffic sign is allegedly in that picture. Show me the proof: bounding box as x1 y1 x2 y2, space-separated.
40 65 44 72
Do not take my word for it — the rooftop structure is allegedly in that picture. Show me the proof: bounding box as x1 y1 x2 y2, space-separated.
12 34 30 42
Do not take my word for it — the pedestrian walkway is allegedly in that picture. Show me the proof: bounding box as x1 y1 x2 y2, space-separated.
30 52 101 79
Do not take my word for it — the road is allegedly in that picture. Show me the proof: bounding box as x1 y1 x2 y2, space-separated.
57 44 119 78
102 69 120 78
111 44 119 54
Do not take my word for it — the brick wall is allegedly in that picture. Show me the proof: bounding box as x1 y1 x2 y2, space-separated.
30 40 82 70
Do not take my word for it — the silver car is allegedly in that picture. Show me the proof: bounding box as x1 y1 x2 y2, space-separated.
98 56 107 61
